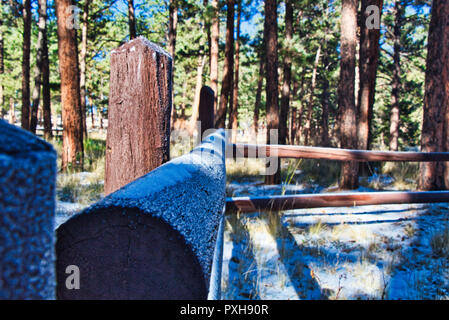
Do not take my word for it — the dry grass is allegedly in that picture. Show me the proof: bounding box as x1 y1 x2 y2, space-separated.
430 225 449 258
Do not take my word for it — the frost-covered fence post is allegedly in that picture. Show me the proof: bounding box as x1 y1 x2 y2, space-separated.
105 37 173 195
0 120 56 299
198 86 215 139
56 130 226 299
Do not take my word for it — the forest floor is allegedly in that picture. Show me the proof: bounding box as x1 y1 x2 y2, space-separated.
54 130 449 300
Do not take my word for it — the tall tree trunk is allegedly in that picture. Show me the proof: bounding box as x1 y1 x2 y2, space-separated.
264 0 280 184
55 0 84 171
9 97 15 124
389 0 402 151
21 0 31 130
295 77 306 143
99 77 104 129
253 53 264 135
30 0 48 133
289 78 302 144
358 0 383 151
42 19 52 139
210 0 220 113
338 0 359 190
321 71 330 147
189 54 206 133
168 0 178 125
79 0 90 139
419 0 449 190
279 0 293 145
215 0 234 128
304 45 321 145
229 0 241 143
128 0 137 39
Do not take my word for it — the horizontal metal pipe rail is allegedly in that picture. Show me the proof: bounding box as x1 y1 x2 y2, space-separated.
226 191 449 213
230 143 449 162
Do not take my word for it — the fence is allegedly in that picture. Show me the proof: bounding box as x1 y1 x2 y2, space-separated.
227 144 449 212
1 36 449 300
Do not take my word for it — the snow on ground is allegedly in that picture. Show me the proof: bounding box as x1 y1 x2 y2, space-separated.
55 201 87 229
222 181 449 300
54 169 449 300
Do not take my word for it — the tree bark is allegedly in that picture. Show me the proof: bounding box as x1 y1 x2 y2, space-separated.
42 15 52 139
80 0 90 139
30 0 48 134
55 0 84 171
304 45 321 145
189 54 206 133
210 0 220 114
279 0 292 146
289 78 303 144
321 71 330 147
295 77 306 143
389 0 402 151
128 0 137 39
215 0 234 128
419 0 449 190
21 0 31 131
168 0 178 125
338 0 359 189
229 0 241 143
264 0 280 184
253 53 264 135
358 0 383 151
9 97 15 124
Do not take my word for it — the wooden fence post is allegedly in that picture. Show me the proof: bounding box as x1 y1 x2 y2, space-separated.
56 130 226 299
0 120 56 299
105 37 173 195
198 86 215 139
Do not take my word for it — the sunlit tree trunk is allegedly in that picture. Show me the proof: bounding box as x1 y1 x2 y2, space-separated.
338 0 359 189
229 0 241 143
389 0 402 151
358 0 383 151
9 97 15 124
79 0 90 139
279 0 292 145
419 0 449 190
168 0 178 126
55 0 84 171
215 0 234 128
210 0 220 113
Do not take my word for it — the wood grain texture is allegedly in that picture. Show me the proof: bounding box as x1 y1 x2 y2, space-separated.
105 37 172 195
231 143 449 162
227 191 449 213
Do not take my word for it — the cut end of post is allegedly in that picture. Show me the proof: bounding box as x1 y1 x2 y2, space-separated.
111 36 172 60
